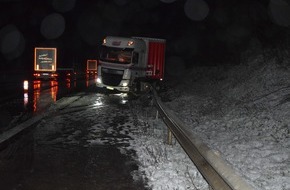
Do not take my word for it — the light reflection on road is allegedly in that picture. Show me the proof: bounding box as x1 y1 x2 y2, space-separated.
23 80 60 113
31 80 58 112
86 74 97 87
23 76 98 114
50 80 58 103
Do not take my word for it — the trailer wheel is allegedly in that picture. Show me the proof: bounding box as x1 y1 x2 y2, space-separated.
136 81 141 92
155 82 160 91
153 80 166 92
131 80 141 94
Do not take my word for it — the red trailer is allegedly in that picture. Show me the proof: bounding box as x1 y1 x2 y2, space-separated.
144 39 166 80
97 36 166 92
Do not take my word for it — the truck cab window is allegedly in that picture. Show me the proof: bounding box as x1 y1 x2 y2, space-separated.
100 46 133 64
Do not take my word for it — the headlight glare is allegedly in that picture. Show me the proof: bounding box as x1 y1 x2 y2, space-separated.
122 82 128 87
97 78 102 84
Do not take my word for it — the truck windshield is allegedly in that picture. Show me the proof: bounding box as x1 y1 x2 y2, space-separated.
100 46 133 64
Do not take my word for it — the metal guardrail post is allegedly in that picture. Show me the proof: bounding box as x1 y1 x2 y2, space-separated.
167 129 173 145
156 110 159 120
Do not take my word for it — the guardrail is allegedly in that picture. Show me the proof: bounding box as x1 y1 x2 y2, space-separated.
151 87 254 190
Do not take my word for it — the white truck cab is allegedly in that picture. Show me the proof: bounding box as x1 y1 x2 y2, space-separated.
97 36 166 92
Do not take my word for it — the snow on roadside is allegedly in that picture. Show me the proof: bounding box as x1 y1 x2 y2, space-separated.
161 53 290 190
128 103 209 190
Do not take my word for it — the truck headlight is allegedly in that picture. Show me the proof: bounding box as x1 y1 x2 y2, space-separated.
97 78 102 84
122 82 128 87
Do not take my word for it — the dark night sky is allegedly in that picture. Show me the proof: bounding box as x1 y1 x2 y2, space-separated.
0 0 290 73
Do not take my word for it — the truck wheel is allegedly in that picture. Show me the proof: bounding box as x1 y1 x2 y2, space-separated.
133 81 141 93
152 81 161 91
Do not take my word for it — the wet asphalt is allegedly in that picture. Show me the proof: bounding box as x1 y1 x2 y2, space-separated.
0 88 150 190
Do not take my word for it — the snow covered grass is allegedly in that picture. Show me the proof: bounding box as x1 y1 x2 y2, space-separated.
159 51 290 190
128 104 209 190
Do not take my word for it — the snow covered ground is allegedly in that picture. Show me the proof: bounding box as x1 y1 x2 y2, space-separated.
128 50 290 190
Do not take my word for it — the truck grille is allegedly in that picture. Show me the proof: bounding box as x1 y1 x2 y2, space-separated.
101 68 123 86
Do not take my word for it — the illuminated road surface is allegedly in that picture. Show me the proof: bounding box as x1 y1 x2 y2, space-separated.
0 76 97 133
0 91 148 190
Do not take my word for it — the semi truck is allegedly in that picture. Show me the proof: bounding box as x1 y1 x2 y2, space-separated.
33 47 57 80
96 36 166 92
86 59 98 74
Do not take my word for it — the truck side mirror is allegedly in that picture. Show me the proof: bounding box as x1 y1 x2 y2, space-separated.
132 52 139 64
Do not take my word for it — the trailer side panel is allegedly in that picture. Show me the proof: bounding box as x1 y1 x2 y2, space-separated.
147 41 165 80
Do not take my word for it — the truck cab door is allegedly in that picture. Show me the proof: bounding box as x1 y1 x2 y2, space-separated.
132 52 139 64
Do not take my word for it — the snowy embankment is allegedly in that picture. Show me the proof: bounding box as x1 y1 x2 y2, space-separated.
129 50 290 190
161 53 290 189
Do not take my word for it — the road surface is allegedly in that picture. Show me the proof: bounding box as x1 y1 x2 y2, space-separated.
0 88 149 190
